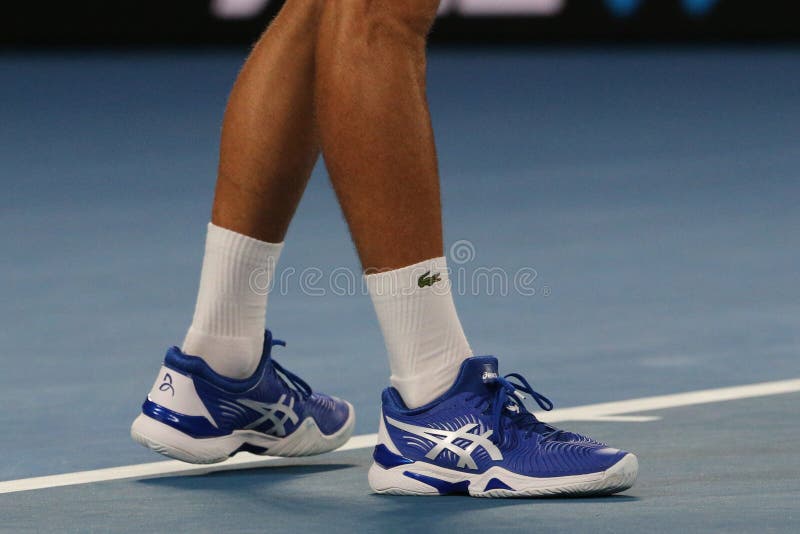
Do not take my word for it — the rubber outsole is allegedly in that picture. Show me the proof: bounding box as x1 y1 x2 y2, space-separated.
131 401 355 464
369 452 638 498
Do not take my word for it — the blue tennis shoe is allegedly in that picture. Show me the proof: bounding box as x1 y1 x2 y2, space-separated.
369 356 637 497
131 330 355 464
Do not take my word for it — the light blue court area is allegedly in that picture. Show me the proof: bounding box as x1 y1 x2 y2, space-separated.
1 47 799 531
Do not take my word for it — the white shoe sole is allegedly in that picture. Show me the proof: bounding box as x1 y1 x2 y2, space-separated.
131 402 355 464
368 452 638 497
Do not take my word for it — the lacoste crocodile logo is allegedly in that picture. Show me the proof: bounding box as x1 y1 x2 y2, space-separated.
417 271 442 288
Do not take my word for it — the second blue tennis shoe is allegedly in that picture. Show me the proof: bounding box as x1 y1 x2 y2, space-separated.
369 356 637 497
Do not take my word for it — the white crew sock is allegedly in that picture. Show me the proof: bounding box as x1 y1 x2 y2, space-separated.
182 222 283 379
366 256 473 408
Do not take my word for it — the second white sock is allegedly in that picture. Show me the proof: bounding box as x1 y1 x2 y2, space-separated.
366 256 473 408
182 222 283 379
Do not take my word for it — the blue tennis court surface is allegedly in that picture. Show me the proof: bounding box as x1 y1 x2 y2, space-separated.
1 47 798 531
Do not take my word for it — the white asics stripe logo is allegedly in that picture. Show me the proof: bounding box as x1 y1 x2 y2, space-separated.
385 416 503 470
238 395 299 437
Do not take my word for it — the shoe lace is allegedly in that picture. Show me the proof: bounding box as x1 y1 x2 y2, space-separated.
270 338 312 399
486 373 565 444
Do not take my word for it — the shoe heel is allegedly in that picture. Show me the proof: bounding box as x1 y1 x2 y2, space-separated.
130 414 235 464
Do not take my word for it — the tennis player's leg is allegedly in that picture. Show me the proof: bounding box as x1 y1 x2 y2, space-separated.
317 0 470 408
188 0 324 378
316 0 638 497
131 0 354 464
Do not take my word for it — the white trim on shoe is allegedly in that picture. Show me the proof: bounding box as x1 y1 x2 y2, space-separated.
146 366 217 427
368 451 638 497
131 401 355 464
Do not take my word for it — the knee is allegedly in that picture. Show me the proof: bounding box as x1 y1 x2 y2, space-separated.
333 0 440 45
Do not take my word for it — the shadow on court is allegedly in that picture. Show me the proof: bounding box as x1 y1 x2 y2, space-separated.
138 463 358 490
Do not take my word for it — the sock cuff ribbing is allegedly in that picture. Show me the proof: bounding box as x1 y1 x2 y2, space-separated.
205 222 284 265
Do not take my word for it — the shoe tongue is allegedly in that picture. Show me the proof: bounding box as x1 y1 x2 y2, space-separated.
451 356 499 395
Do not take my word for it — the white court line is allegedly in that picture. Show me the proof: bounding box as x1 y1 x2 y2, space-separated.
1 377 799 495
573 415 662 423
542 378 800 423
